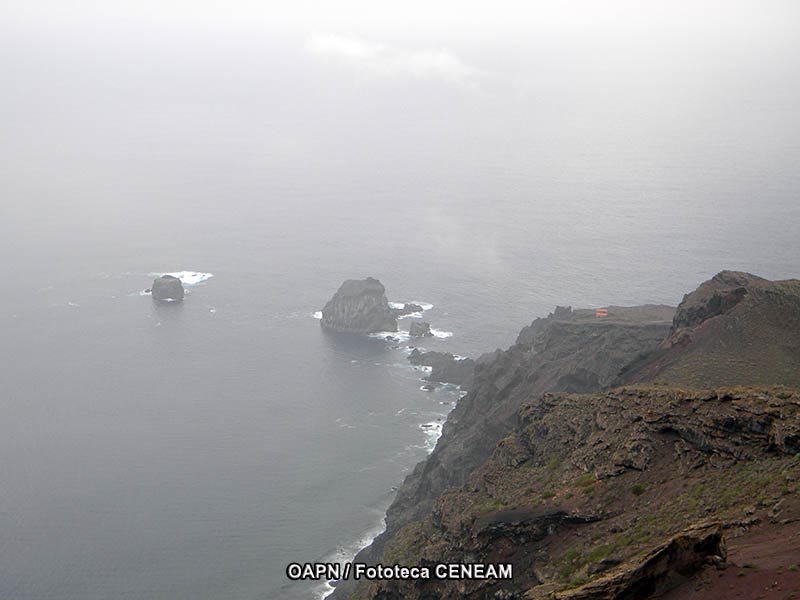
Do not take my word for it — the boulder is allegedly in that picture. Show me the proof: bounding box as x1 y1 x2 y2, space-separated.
408 349 475 387
391 303 425 317
409 321 433 338
151 275 184 302
320 277 398 333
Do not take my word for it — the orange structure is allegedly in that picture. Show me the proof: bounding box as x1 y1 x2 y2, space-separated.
595 308 608 318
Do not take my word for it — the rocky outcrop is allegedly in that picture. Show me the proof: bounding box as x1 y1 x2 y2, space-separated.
385 305 674 536
364 387 800 600
331 305 674 599
320 278 397 334
408 321 433 338
671 271 756 330
391 303 424 318
525 523 725 600
619 272 800 388
408 349 474 387
151 275 184 302
337 273 800 600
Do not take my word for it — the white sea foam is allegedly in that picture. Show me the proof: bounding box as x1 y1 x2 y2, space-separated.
368 331 412 343
153 271 214 286
317 514 387 600
389 300 434 311
410 301 434 311
312 311 323 319
419 421 444 452
398 311 423 320
431 329 453 339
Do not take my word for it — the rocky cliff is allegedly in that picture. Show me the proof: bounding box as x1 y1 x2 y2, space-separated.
385 305 675 540
619 271 800 389
332 305 674 599
320 278 398 334
364 387 800 600
408 349 475 388
338 272 800 600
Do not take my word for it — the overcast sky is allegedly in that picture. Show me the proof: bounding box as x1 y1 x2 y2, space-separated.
2 0 799 285
4 1 799 34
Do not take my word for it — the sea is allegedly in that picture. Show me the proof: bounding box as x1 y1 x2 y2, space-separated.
1 11 799 600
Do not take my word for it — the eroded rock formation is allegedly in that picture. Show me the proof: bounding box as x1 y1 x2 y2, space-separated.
619 271 800 388
408 349 475 387
408 321 433 338
151 275 185 302
391 303 424 318
320 278 397 334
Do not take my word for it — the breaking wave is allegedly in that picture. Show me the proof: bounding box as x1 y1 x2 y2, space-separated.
152 271 214 286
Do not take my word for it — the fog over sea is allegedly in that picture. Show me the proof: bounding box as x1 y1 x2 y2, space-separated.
1 3 799 599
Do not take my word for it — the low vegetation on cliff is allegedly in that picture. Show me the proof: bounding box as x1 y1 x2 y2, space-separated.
339 272 800 600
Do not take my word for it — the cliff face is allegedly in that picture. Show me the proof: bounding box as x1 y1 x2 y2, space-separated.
619 271 800 389
408 349 475 388
331 305 674 599
320 278 398 334
385 305 675 538
339 272 800 600
367 387 800 600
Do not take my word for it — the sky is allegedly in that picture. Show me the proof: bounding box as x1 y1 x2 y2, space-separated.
4 1 799 37
2 0 798 243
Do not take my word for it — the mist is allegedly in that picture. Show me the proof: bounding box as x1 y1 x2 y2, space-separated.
1 2 799 600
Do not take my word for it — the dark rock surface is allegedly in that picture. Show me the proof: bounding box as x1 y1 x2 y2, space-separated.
619 272 800 388
672 271 756 330
320 278 397 334
408 349 475 387
151 275 184 302
408 321 432 338
386 305 674 537
391 303 424 318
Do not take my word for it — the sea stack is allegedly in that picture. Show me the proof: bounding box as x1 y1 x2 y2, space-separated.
151 275 185 302
391 302 424 318
320 277 397 333
409 321 433 338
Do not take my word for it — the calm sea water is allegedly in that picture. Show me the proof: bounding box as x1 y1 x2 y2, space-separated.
1 16 798 600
